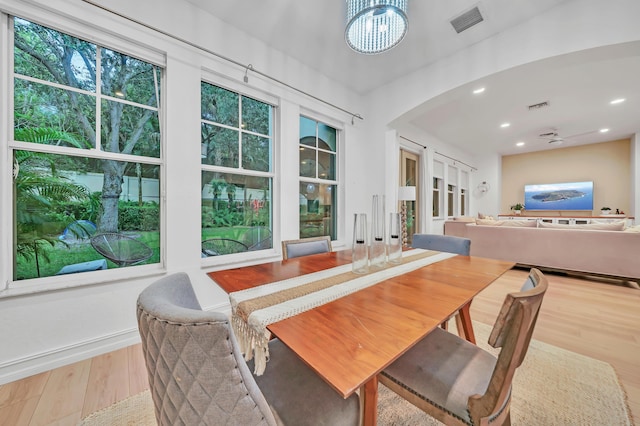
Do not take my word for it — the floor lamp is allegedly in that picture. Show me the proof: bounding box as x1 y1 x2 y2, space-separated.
398 186 416 247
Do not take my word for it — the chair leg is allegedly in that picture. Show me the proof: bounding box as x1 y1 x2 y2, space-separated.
455 302 476 344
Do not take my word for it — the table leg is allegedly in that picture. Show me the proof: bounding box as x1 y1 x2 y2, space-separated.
455 302 476 344
360 376 378 426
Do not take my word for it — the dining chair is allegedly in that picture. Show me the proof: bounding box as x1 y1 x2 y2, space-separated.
412 233 472 337
281 235 332 260
137 272 359 426
379 268 548 426
412 233 471 256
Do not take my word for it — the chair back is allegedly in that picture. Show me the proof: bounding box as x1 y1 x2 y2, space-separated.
281 235 332 260
136 273 277 426
91 233 153 266
201 238 249 256
242 226 273 251
412 233 471 255
468 268 548 423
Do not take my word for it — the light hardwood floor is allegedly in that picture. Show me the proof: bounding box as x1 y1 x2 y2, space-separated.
0 268 638 425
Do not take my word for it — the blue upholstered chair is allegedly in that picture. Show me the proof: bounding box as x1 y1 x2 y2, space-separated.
281 235 332 260
137 272 359 426
379 268 548 426
412 233 471 256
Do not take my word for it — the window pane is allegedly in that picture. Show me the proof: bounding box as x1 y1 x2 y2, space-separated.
242 133 271 172
14 18 96 91
202 171 272 252
201 123 239 167
318 123 336 152
101 48 159 107
14 79 95 149
201 83 238 127
101 100 160 157
317 150 335 180
242 96 271 135
13 150 160 280
299 116 316 147
300 147 315 178
300 182 335 239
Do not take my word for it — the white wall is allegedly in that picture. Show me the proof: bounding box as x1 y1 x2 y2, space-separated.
369 0 640 218
1 0 640 385
0 0 371 384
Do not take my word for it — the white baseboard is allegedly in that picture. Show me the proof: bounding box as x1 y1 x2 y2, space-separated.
0 302 231 386
0 327 141 386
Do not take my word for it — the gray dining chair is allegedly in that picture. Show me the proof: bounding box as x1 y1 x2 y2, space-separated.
281 235 332 260
137 272 359 426
379 268 548 426
412 233 471 256
412 233 472 336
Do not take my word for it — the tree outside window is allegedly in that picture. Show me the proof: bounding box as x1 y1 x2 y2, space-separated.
299 116 338 240
11 17 162 281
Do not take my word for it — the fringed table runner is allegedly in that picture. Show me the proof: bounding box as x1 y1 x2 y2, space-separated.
224 249 456 375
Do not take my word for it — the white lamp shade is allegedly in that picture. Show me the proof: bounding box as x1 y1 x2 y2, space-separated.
398 186 416 201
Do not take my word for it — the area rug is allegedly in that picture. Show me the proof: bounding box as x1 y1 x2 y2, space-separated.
80 322 633 426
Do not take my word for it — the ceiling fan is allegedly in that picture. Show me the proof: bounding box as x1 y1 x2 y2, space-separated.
538 129 597 144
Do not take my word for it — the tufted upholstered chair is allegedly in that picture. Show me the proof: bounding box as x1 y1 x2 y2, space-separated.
379 268 548 426
281 235 332 260
137 272 360 426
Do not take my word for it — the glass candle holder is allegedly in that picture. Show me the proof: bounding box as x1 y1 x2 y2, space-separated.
352 213 369 274
388 212 402 264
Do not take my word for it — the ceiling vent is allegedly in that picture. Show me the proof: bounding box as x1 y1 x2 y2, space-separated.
528 101 550 110
450 6 484 34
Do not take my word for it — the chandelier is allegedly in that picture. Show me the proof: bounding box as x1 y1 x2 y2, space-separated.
345 0 409 55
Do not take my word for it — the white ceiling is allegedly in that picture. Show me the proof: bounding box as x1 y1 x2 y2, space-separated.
184 0 640 156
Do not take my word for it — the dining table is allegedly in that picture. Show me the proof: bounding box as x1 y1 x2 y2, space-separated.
208 249 515 426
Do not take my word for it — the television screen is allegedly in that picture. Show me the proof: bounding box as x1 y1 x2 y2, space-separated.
524 181 594 211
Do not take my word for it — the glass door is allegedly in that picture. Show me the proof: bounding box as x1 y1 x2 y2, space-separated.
400 150 419 245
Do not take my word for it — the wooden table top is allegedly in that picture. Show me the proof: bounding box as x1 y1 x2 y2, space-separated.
208 251 514 398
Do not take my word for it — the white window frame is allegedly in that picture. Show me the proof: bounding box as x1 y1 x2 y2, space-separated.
2 12 167 294
298 110 343 243
200 74 278 264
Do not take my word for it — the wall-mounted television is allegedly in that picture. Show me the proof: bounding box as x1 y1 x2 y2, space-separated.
524 181 594 211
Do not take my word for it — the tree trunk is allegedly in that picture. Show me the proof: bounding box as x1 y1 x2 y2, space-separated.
98 160 125 233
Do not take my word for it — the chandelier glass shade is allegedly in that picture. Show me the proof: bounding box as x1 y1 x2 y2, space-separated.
345 0 408 54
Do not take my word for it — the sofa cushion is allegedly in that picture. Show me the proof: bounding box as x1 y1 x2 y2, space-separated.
624 225 640 233
452 216 476 222
538 221 625 231
476 219 537 227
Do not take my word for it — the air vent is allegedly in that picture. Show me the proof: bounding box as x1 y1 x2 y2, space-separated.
528 101 550 110
450 6 484 34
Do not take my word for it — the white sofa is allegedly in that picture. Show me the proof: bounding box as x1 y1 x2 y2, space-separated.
446 219 640 284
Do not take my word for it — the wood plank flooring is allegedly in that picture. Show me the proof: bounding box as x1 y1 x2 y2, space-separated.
0 268 638 425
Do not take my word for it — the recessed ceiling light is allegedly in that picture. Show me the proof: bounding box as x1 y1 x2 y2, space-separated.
516 142 525 147
473 87 485 94
600 128 610 133
500 123 510 128
610 98 625 105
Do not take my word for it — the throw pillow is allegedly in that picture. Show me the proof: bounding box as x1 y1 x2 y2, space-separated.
538 221 625 231
477 213 494 220
453 216 476 222
476 218 501 226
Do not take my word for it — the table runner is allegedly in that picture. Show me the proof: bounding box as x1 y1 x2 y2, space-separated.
225 249 456 374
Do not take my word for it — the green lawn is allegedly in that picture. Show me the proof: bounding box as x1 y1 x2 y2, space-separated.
15 227 253 280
